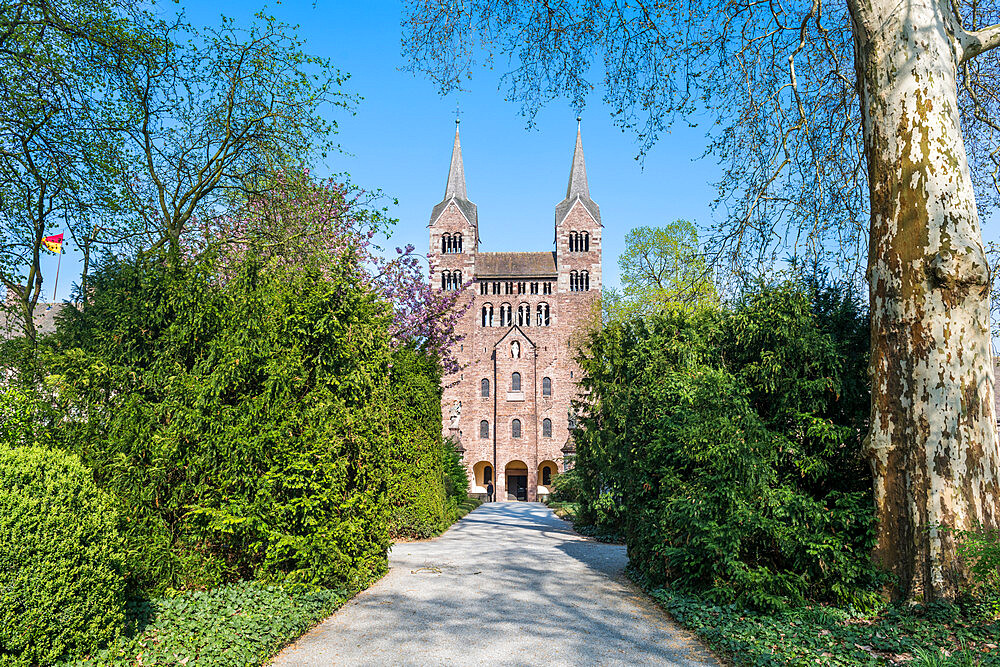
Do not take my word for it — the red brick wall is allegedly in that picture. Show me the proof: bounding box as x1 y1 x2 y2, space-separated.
432 196 601 501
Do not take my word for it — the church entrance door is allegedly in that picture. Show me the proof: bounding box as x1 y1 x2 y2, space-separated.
508 475 528 501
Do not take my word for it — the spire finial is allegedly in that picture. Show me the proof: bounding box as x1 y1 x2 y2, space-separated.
566 118 589 200
444 121 467 200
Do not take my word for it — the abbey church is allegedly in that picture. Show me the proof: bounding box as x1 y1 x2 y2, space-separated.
429 122 602 501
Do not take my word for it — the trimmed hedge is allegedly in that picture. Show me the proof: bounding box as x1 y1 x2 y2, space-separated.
0 446 128 665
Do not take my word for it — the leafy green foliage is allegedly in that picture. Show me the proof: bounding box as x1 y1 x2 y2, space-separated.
383 346 470 539
551 464 584 503
645 582 1000 666
75 582 346 667
574 276 883 610
603 221 718 324
41 249 393 592
944 526 1000 617
0 446 128 666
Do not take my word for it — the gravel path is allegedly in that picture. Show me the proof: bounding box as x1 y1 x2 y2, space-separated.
271 502 719 666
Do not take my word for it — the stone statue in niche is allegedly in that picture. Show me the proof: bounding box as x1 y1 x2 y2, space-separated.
449 400 462 428
511 340 520 359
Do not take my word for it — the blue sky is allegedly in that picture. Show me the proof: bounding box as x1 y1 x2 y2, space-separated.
38 0 994 301
40 0 721 300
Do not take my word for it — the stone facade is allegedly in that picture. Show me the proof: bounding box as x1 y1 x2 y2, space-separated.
429 122 601 501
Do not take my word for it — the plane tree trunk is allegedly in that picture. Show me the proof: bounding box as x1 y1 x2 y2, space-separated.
851 0 1000 600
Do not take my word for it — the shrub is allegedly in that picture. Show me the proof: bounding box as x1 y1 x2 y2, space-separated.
384 346 451 539
551 465 584 503
952 526 1000 616
573 278 884 610
45 250 394 592
0 446 127 665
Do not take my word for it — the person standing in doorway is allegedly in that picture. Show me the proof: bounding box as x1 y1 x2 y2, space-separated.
486 480 494 503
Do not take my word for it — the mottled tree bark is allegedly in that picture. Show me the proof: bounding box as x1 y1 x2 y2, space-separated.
851 0 1000 600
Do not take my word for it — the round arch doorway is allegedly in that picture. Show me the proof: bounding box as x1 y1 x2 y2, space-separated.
504 460 529 501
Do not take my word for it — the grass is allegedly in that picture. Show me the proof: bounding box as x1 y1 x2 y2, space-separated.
631 571 1000 666
67 582 348 666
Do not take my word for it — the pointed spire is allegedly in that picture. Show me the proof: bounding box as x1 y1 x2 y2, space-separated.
444 119 467 200
566 116 589 200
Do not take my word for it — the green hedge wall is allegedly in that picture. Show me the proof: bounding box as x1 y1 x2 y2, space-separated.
574 278 884 610
45 251 393 592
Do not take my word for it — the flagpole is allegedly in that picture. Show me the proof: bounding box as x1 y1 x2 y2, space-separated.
52 246 61 303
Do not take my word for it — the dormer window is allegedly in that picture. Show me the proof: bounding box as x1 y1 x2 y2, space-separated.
569 231 590 252
441 233 463 254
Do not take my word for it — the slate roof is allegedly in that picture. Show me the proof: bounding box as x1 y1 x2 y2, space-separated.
554 124 601 230
429 123 479 230
476 252 557 278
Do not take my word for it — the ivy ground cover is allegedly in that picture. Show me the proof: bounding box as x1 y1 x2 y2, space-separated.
644 581 1000 666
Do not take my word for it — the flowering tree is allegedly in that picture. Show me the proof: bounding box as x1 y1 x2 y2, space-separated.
208 170 468 374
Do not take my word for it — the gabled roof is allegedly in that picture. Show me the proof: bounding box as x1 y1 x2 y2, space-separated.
492 325 536 350
554 124 601 230
429 123 479 230
476 252 557 278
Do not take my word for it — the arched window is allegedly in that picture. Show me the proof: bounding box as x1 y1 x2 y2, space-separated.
512 419 522 438
481 378 490 397
536 303 550 326
542 464 552 485
480 420 489 439
542 377 552 396
511 372 521 391
499 303 512 326
542 418 552 437
442 271 461 291
582 231 590 252
518 303 531 327
481 304 493 327
484 465 493 482
569 270 578 292
441 233 464 254
569 231 578 252
581 270 589 291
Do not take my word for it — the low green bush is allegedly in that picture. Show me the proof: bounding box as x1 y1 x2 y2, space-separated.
78 582 346 666
550 465 584 503
0 446 128 665
644 582 1000 666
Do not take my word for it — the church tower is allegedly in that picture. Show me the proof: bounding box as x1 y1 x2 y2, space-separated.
428 120 478 298
430 122 601 502
555 120 602 296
